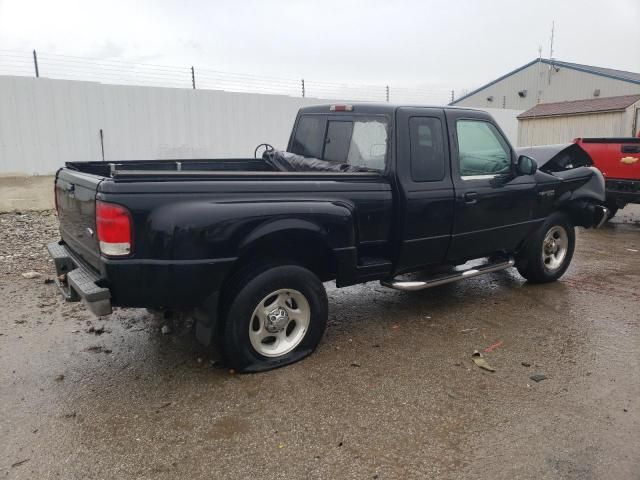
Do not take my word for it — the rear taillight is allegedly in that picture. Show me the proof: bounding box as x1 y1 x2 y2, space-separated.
96 201 132 257
54 183 59 214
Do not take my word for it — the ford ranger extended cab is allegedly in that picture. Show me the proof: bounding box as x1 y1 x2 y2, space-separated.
49 104 608 371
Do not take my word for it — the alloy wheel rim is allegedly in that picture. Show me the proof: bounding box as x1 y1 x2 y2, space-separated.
248 289 310 357
542 225 568 272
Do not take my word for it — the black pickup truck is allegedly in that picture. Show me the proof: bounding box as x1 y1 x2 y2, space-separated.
49 103 608 371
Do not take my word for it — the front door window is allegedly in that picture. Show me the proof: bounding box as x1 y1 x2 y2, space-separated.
456 120 511 178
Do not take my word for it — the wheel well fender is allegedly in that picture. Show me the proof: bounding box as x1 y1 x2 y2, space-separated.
235 222 339 282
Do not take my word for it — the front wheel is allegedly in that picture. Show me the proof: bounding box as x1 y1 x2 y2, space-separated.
517 212 575 284
219 264 328 372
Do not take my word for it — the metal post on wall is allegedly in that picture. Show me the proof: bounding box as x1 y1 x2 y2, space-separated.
99 129 105 161
386 86 389 102
301 79 305 98
33 50 39 78
191 66 196 89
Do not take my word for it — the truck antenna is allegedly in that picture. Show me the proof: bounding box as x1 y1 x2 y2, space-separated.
536 46 543 104
549 21 555 60
548 21 556 85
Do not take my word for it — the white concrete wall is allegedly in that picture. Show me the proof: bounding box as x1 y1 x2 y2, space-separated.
0 76 520 175
0 76 333 175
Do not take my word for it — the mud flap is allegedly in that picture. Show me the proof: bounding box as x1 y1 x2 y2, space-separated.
194 291 219 346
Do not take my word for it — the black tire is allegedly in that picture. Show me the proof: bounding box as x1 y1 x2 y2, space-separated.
219 263 328 372
516 212 575 284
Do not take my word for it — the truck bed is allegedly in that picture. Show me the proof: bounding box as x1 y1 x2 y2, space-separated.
65 157 381 181
55 157 392 305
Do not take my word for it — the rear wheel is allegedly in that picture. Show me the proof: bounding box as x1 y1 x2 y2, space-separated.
219 264 328 372
517 212 575 283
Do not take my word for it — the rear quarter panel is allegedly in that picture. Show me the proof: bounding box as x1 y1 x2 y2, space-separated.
96 175 393 306
98 177 392 260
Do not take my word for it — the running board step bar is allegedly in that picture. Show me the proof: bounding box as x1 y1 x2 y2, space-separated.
381 257 515 291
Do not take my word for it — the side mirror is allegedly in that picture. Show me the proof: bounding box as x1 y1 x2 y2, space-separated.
516 155 537 176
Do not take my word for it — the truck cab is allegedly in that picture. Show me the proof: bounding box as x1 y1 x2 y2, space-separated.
288 104 598 275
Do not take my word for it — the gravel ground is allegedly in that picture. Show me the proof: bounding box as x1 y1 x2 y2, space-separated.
1 208 639 479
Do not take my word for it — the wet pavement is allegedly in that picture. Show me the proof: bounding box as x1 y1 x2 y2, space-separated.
1 207 639 479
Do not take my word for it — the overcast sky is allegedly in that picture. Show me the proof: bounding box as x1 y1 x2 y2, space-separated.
1 0 638 94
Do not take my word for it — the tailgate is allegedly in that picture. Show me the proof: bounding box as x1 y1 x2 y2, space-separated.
55 169 104 271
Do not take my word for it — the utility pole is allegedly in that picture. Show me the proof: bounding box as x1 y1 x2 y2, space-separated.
301 79 305 98
450 90 454 103
33 49 39 78
191 66 196 89
386 85 389 102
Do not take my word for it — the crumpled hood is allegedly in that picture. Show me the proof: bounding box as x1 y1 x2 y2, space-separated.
515 144 575 168
515 143 594 171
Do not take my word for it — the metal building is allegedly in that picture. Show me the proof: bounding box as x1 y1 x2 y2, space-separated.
517 94 640 146
450 59 640 111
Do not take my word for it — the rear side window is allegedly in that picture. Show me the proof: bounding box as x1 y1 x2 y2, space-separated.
409 117 445 181
291 115 324 158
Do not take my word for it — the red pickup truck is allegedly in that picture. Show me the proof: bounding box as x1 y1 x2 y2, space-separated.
574 137 640 218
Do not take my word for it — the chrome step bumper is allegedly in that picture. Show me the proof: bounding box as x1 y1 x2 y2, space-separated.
47 241 112 316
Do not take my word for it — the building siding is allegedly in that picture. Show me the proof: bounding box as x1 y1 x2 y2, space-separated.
454 61 640 111
518 112 626 146
517 99 640 146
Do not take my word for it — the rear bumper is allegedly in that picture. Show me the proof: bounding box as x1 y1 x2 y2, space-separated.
48 240 237 311
606 179 640 205
47 241 112 316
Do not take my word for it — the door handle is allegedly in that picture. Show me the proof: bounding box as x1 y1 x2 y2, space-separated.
463 192 478 205
621 145 640 154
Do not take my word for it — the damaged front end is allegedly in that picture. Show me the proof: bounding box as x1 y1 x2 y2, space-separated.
517 143 608 228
